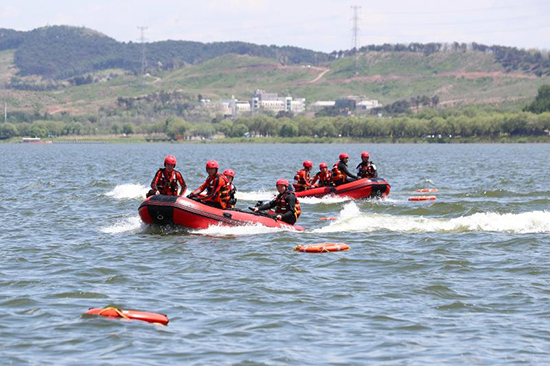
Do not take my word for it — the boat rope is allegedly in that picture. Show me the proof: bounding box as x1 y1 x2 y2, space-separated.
98 307 130 319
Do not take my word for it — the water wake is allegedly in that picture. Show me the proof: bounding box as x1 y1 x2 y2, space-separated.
236 190 276 202
313 202 550 234
106 184 148 200
191 223 298 237
100 216 143 234
236 190 353 205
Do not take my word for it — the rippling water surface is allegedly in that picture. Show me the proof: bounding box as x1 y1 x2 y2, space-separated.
1 143 549 365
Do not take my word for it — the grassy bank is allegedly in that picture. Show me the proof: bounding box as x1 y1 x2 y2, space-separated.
5 134 550 144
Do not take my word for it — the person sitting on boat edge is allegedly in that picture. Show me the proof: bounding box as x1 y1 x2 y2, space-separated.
332 153 358 186
356 151 378 179
146 155 187 197
221 169 237 209
253 179 301 225
293 160 313 192
311 162 333 188
187 159 229 209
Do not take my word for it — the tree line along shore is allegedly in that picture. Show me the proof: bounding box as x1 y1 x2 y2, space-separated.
2 110 549 143
2 86 549 143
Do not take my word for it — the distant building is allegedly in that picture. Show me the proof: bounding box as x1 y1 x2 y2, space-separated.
251 89 305 113
201 89 306 117
335 98 356 110
310 101 336 112
220 95 251 117
310 96 380 112
357 100 380 110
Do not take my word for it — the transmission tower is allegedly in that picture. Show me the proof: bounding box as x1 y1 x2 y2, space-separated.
351 5 361 76
138 26 148 75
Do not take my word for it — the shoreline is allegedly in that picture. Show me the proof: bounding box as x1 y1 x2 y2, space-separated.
3 135 550 144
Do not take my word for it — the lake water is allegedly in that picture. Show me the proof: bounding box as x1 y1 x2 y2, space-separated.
1 143 549 365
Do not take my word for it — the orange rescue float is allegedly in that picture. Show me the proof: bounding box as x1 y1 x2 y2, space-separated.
294 243 350 253
86 307 169 325
408 196 437 201
415 188 438 193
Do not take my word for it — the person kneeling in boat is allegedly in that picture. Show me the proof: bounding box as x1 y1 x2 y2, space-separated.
253 179 301 225
221 169 237 209
293 160 313 192
187 160 228 209
147 155 187 197
356 151 378 179
332 153 358 186
311 162 333 188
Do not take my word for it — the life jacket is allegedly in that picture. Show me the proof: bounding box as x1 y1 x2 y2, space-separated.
332 162 347 185
202 173 228 208
220 182 236 208
357 161 377 179
293 169 311 191
314 170 332 187
275 191 301 220
155 168 180 195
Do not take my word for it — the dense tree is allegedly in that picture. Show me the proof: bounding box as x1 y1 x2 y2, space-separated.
122 123 134 135
524 85 550 114
0 122 18 139
11 25 331 79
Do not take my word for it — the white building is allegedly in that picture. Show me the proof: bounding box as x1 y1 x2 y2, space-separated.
356 99 380 110
310 101 336 112
251 89 305 113
220 95 251 116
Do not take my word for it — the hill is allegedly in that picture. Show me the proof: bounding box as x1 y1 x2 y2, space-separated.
1 25 329 79
0 25 549 118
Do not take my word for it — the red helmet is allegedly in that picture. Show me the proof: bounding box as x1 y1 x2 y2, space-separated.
361 151 370 158
276 178 289 187
319 162 328 169
303 160 313 168
164 155 177 166
206 160 219 169
339 153 350 160
223 169 235 178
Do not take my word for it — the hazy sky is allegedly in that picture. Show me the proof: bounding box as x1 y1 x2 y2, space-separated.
1 0 548 52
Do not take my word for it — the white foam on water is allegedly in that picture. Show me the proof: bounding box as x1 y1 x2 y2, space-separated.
191 223 299 237
237 190 356 205
313 205 550 234
100 216 144 234
106 184 149 200
236 190 276 202
299 195 353 205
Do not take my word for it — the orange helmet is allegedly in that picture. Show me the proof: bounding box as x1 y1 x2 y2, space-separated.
206 160 219 169
339 153 349 160
223 169 235 178
164 155 177 166
276 179 289 187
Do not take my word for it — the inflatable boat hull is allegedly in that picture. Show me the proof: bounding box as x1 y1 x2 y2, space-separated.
139 195 304 231
295 177 390 199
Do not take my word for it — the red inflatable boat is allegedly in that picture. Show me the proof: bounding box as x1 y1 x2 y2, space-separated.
139 195 304 231
295 177 391 200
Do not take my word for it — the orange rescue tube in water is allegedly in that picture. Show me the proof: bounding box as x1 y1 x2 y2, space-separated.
408 196 437 201
319 217 338 221
415 188 438 193
294 243 350 253
86 307 169 325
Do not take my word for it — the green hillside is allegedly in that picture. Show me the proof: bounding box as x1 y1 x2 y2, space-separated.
1 26 550 118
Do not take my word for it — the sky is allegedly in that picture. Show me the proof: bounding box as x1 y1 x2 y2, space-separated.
1 0 549 53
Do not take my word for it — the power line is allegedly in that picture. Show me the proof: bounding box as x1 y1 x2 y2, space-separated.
351 5 361 76
137 26 148 75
